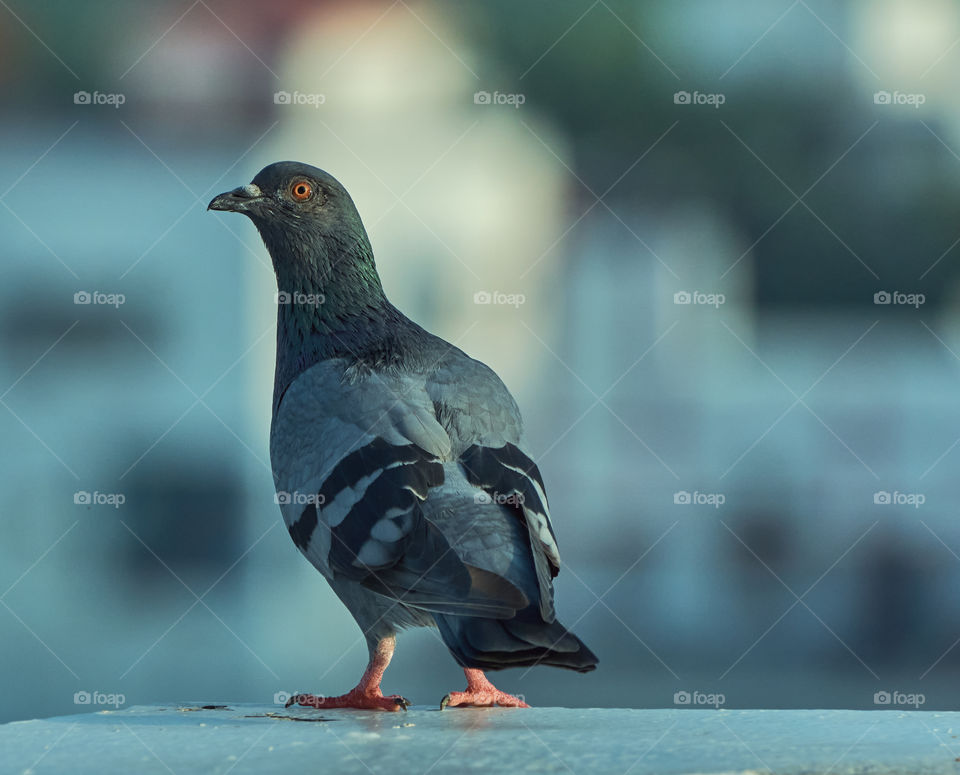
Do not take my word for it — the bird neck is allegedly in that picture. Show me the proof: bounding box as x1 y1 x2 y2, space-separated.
266 228 396 411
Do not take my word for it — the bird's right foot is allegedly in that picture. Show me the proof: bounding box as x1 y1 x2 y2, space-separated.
286 689 410 712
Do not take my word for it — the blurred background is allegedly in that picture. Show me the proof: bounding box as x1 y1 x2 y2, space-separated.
2 0 960 723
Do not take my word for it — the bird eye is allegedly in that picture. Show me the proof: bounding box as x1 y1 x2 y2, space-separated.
291 180 313 201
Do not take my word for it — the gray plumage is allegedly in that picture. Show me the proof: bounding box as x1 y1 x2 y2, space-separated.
210 161 597 675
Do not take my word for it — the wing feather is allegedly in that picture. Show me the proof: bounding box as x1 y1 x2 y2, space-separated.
271 360 526 618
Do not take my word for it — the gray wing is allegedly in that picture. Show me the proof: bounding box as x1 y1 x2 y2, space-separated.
427 351 562 621
270 359 525 617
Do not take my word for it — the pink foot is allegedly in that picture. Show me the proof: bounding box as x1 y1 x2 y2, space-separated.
286 689 410 712
440 688 530 709
440 669 530 709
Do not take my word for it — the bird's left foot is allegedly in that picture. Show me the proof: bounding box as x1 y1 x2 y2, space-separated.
440 689 530 709
440 668 530 709
286 690 410 712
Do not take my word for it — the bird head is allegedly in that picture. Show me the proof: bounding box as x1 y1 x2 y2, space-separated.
208 161 361 236
208 161 380 298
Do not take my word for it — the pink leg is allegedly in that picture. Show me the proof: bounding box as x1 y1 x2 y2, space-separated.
287 635 410 712
440 668 531 709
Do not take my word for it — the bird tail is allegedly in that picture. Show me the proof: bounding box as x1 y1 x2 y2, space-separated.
435 607 598 673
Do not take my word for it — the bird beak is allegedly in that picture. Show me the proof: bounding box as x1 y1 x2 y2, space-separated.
208 183 264 213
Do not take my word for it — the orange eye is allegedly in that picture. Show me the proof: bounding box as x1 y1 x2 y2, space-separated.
291 181 312 201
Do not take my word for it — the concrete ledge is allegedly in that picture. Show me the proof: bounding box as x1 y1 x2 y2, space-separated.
3 705 959 774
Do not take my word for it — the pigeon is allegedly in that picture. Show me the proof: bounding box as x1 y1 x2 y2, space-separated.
209 161 597 710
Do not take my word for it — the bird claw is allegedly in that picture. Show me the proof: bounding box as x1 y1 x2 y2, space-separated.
440 690 529 709
284 691 409 712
